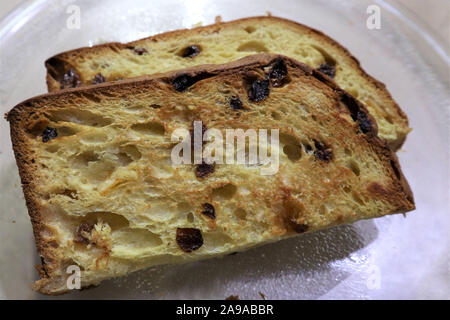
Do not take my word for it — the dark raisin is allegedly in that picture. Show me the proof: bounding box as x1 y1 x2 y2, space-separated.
42 127 58 143
74 224 94 244
182 45 201 58
176 228 203 252
303 142 313 154
172 74 194 92
201 203 215 219
92 73 105 85
268 58 288 87
356 111 372 133
314 140 333 162
229 96 244 110
195 162 215 178
60 68 81 89
248 79 270 102
134 47 148 55
290 222 308 233
317 63 336 79
228 252 238 256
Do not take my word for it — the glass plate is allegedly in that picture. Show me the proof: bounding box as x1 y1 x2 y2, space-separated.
0 0 448 299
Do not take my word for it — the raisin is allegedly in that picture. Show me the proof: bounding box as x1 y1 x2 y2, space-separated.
92 73 105 85
195 162 215 178
134 47 148 55
182 45 201 58
74 224 94 244
303 142 313 154
229 96 244 110
314 140 333 162
268 58 288 87
201 203 215 219
60 68 81 89
248 79 270 102
176 228 203 252
291 222 308 233
42 127 58 142
317 63 336 79
172 74 194 92
356 111 372 133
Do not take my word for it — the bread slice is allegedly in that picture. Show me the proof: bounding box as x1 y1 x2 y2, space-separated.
8 54 414 295
45 16 410 150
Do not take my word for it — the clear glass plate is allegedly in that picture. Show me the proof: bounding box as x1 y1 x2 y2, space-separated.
0 0 448 299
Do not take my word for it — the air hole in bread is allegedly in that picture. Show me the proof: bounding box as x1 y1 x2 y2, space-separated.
131 122 165 136
116 152 134 166
352 192 365 206
81 211 130 230
311 45 337 66
119 145 142 160
319 205 328 215
48 109 113 127
234 208 247 220
177 202 193 213
203 232 232 249
385 115 394 124
54 189 78 200
56 126 79 138
271 111 281 120
45 144 60 153
72 150 99 167
347 88 359 98
113 228 163 248
187 212 195 223
237 41 268 52
212 183 237 200
280 133 302 161
86 160 116 181
80 132 108 144
244 26 256 33
347 160 360 176
283 144 302 162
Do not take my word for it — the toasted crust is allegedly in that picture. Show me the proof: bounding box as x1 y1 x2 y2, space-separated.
45 16 410 150
8 54 414 294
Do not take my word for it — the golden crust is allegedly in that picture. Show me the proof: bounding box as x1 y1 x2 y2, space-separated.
8 54 414 295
